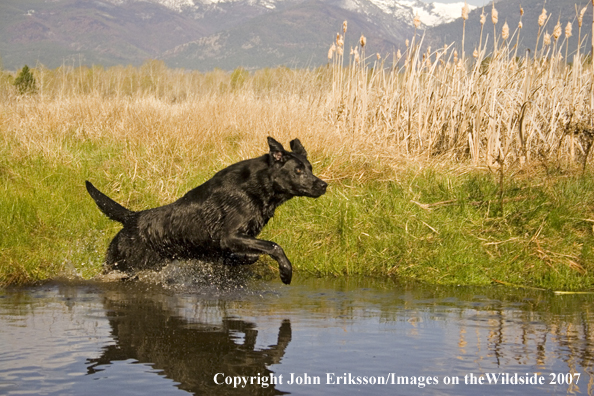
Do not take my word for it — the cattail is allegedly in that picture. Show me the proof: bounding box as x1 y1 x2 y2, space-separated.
343 21 347 34
544 32 551 46
457 60 464 71
354 47 360 63
579 6 587 28
337 46 343 56
336 33 340 46
454 49 458 63
553 21 562 41
519 21 523 29
502 22 509 40
538 8 547 27
462 1 469 20
360 34 366 48
376 53 381 60
414 12 421 29
565 22 572 38
350 47 354 56
480 10 486 26
396 49 402 59
405 39 409 47
491 4 498 25
328 44 336 60
520 6 524 16
473 48 478 58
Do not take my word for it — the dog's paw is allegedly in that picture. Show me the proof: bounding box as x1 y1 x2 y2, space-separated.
279 264 292 285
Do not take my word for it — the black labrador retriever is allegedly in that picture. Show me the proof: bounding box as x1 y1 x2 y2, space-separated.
86 137 327 284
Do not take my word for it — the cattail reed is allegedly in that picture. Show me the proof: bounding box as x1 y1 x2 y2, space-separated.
461 1 469 60
462 2 469 20
514 6 524 59
413 11 421 43
577 6 587 58
565 22 572 65
535 7 548 60
413 13 421 28
553 21 562 41
478 8 486 58
538 8 547 27
491 4 498 52
502 22 509 41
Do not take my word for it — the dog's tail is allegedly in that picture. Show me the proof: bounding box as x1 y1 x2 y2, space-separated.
85 181 134 225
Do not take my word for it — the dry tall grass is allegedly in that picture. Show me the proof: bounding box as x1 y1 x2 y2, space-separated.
2 2 594 193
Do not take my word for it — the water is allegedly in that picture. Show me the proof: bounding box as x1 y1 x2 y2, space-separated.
1 275 593 395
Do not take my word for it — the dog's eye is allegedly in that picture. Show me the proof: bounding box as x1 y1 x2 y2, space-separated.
296 168 303 174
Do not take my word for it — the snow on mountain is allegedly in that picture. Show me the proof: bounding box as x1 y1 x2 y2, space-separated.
139 0 474 27
367 0 477 27
104 0 197 11
423 2 477 25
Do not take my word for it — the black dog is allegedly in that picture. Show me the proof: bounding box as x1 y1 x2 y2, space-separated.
86 137 327 284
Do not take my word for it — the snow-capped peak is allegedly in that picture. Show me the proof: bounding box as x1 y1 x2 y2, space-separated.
369 0 477 27
106 0 475 27
104 0 197 12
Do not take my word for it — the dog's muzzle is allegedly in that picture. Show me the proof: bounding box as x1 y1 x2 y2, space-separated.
311 179 328 197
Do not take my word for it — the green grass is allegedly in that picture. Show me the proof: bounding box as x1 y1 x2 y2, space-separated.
263 167 594 291
2 133 594 290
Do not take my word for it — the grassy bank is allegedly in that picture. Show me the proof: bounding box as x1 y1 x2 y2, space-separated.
2 111 594 289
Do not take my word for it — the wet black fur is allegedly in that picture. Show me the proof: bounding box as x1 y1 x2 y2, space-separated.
86 137 327 284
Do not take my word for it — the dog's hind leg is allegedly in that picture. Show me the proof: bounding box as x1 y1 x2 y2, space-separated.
221 236 293 284
104 228 164 273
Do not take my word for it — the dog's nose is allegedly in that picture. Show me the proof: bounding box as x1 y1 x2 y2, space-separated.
317 179 328 192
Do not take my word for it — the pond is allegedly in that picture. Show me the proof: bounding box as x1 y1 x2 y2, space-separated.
1 271 593 395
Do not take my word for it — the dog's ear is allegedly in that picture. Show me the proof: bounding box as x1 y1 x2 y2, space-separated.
289 139 307 158
267 137 286 163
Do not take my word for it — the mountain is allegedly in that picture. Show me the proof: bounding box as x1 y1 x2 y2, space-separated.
0 0 482 71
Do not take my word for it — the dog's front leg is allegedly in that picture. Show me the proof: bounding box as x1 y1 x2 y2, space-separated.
221 236 293 284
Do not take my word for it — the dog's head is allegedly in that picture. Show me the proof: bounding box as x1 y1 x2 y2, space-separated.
267 137 327 198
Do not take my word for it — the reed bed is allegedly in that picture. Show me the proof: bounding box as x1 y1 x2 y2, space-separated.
326 3 594 171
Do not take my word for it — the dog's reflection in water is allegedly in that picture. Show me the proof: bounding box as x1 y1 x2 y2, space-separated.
86 287 291 395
